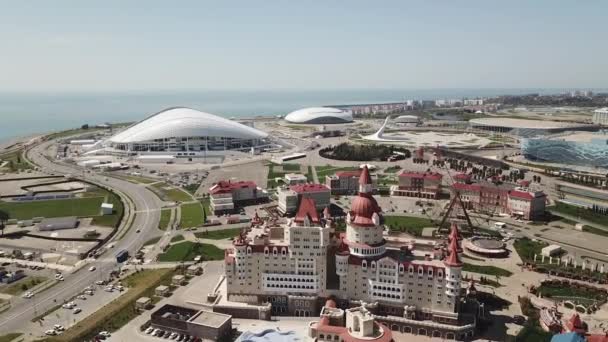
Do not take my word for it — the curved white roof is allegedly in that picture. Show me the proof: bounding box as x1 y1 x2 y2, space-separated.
284 107 353 124
109 107 268 143
394 115 420 123
470 117 593 129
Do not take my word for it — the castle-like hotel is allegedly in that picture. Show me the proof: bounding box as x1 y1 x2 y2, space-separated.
224 166 476 340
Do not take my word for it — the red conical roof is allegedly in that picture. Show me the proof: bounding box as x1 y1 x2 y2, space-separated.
294 197 320 224
323 206 331 219
444 237 463 267
359 165 372 186
449 222 461 241
336 239 350 256
567 313 585 333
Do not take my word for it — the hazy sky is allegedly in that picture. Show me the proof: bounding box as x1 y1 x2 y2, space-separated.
1 1 606 91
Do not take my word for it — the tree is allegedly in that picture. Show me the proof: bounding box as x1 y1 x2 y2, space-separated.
0 210 8 236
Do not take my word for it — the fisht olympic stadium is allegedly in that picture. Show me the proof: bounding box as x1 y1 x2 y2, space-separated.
101 107 269 156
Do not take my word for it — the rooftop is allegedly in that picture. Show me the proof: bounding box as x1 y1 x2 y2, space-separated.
290 183 329 193
470 117 594 129
188 310 231 328
398 171 443 181
210 180 257 194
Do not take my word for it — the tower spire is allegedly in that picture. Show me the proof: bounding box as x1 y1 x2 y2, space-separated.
359 165 372 194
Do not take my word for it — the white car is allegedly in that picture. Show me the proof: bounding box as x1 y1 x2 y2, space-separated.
145 327 154 334
89 266 96 272
54 324 65 332
104 286 113 292
45 330 56 336
77 295 87 300
98 331 110 338
22 291 34 299
72 308 82 314
95 280 105 285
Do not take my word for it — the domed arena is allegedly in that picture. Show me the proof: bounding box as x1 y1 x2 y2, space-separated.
284 107 353 124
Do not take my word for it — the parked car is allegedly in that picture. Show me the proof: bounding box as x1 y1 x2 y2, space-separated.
72 308 82 314
45 330 56 336
145 327 154 334
53 324 65 332
89 266 96 272
22 291 34 299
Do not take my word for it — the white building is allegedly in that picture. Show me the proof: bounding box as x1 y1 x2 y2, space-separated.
541 244 562 257
209 180 268 214
277 183 330 215
284 173 308 185
284 107 353 124
224 167 475 339
104 107 269 157
593 108 608 126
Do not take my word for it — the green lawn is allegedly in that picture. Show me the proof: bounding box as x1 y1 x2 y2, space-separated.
0 333 23 342
182 183 200 195
158 241 224 262
158 209 172 230
170 234 184 243
315 165 359 180
551 201 608 227
144 236 162 245
383 215 435 236
195 228 241 240
462 263 513 277
0 276 48 296
0 150 32 172
0 197 104 220
150 183 193 202
179 203 204 228
282 163 302 171
537 282 607 302
307 166 314 182
513 238 547 263
582 225 608 237
90 191 124 227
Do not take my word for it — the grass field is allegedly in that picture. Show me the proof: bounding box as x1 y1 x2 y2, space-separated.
537 282 607 302
0 197 104 220
144 236 161 245
383 215 435 236
45 269 174 342
282 163 302 171
552 201 608 227
179 202 204 228
158 241 224 262
0 150 32 172
195 228 241 240
170 234 184 243
315 165 358 180
90 191 124 227
513 237 547 263
150 183 193 202
0 276 48 296
462 263 513 277
583 225 608 237
159 209 172 230
0 333 22 342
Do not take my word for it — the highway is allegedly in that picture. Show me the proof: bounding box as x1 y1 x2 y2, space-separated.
0 138 163 333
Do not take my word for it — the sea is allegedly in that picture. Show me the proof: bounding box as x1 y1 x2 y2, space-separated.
0 88 600 143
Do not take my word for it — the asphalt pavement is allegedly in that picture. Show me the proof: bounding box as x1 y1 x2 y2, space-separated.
0 138 163 334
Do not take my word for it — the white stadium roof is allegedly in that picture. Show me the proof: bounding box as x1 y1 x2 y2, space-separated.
284 107 353 124
109 107 268 143
469 117 593 129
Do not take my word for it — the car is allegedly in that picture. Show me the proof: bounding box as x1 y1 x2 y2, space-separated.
89 266 96 272
45 330 57 336
72 308 82 314
104 286 113 292
77 295 87 300
136 229 141 233
163 331 171 338
98 331 110 338
95 280 105 285
170 333 178 339
514 315 526 325
53 324 65 332
145 327 154 334
155 330 164 337
62 303 75 309
22 291 34 299
85 290 94 295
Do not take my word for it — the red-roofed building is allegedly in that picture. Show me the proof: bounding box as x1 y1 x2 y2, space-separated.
326 169 378 195
309 304 394 342
391 171 443 199
209 180 268 214
454 173 472 184
278 183 330 215
452 183 546 220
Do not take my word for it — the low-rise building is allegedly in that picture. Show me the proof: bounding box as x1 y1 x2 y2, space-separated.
277 183 330 215
541 245 562 257
136 297 152 310
150 304 232 341
155 285 170 297
325 170 377 195
390 171 443 199
172 275 186 286
187 265 203 276
452 183 546 220
284 173 308 185
209 180 269 215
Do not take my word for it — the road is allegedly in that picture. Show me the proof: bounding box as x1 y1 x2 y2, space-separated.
0 138 163 334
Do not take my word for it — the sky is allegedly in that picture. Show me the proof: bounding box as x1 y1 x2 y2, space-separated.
0 1 607 92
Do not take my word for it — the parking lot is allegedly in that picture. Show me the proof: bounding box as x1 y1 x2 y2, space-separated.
32 281 125 339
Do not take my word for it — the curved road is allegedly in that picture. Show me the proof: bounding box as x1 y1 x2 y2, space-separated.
0 138 163 334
